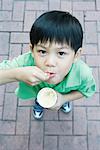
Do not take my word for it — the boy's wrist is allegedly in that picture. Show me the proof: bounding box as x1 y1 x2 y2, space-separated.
13 68 22 81
8 68 19 81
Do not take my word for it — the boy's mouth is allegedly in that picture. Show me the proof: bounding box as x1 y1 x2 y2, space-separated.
45 72 56 78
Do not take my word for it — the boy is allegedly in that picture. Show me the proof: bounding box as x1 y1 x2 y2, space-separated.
0 11 96 119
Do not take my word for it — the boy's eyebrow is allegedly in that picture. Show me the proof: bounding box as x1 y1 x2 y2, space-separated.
37 44 69 49
37 44 47 49
56 46 69 50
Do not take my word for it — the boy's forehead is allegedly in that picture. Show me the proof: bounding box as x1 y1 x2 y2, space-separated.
36 40 69 48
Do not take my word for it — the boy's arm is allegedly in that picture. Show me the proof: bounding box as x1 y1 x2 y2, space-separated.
0 67 49 85
0 69 18 84
51 90 84 110
63 90 83 102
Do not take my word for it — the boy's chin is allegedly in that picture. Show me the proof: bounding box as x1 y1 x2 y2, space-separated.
46 79 61 85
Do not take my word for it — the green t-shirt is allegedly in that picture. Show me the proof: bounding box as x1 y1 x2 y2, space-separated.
0 51 96 100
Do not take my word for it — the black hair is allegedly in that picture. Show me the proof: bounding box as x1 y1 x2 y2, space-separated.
30 10 83 53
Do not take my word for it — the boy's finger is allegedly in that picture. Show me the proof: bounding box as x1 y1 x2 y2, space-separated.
35 73 49 81
26 80 41 86
31 81 41 86
50 106 60 111
33 67 49 81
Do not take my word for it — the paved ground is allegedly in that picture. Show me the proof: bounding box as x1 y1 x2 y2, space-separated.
0 0 100 150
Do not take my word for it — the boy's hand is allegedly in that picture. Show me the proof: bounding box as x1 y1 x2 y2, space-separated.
50 91 66 111
15 66 49 86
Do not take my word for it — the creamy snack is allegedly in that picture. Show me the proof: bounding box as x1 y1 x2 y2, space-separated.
37 87 57 108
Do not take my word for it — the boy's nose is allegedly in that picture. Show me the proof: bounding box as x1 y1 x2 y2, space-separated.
45 55 56 67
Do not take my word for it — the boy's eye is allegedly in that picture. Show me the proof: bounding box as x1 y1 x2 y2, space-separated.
58 52 66 56
38 50 47 56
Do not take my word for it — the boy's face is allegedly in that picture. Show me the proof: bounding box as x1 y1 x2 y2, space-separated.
31 41 80 85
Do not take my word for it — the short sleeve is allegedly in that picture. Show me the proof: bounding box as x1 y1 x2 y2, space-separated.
0 53 29 70
78 76 96 98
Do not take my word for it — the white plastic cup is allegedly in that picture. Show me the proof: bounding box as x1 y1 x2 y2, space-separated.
37 87 57 108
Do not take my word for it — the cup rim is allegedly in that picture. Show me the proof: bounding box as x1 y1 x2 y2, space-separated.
37 87 57 108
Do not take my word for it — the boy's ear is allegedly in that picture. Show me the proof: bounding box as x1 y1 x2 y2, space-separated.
73 48 83 63
29 43 34 57
29 43 33 51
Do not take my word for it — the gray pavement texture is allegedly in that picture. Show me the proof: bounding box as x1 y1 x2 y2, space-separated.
0 0 100 150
